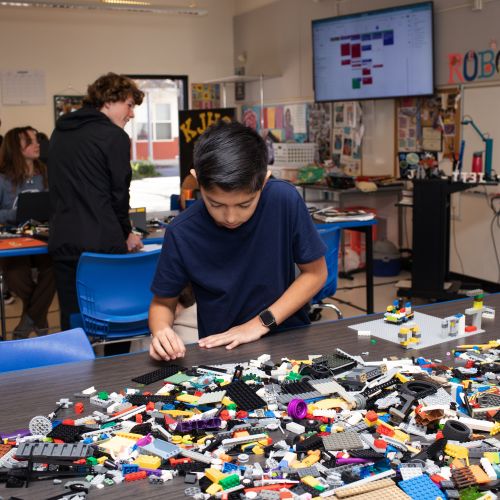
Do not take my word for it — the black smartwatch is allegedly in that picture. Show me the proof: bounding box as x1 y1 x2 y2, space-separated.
259 309 277 330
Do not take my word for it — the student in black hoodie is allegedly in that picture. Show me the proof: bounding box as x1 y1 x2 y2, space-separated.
49 73 144 333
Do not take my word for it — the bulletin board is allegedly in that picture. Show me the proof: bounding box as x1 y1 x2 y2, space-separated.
395 88 461 176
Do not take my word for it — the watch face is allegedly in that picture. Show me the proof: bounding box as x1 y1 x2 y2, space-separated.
260 310 275 327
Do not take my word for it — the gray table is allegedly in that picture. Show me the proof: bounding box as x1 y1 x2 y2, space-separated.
0 294 498 499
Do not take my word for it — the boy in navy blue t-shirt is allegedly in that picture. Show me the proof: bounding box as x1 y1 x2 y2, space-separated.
149 121 327 361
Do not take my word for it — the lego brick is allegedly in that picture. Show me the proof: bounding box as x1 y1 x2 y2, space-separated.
224 381 267 411
140 439 180 460
131 364 185 385
421 387 452 406
398 475 445 500
165 372 195 385
196 390 227 405
332 484 411 500
312 353 357 373
15 442 92 460
321 432 364 451
47 424 85 443
126 394 175 405
333 478 397 498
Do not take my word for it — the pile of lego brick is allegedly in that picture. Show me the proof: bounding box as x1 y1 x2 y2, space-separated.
0 343 499 499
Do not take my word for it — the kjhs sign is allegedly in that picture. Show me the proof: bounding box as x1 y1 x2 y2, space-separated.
178 108 236 183
448 48 500 83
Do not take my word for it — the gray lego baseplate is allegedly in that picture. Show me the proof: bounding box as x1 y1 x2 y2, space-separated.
321 432 364 451
196 390 226 405
348 312 484 349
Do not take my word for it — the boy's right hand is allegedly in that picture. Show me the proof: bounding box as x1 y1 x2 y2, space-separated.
150 327 186 361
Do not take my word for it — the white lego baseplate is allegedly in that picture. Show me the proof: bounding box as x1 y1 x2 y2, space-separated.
348 312 484 350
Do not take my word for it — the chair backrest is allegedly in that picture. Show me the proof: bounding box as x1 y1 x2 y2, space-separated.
76 248 161 319
0 328 95 373
312 224 341 303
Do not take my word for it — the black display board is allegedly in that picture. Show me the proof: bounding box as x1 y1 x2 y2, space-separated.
178 108 236 184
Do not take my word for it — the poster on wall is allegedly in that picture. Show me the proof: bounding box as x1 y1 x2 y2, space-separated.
331 101 363 175
191 83 221 110
307 102 332 163
178 108 236 183
396 90 460 159
241 103 308 143
53 95 85 123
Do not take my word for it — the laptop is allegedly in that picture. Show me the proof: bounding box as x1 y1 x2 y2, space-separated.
16 191 51 224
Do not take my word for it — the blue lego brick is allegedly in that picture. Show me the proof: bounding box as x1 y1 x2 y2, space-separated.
398 474 444 500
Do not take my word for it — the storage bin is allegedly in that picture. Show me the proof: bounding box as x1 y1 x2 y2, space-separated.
373 239 401 276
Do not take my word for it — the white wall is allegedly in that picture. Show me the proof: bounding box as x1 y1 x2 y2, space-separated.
0 0 235 135
234 0 500 283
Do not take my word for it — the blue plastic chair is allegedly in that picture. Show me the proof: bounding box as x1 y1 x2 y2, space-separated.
310 224 343 320
76 248 161 341
0 328 95 373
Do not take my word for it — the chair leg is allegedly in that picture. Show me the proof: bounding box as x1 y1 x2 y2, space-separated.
318 303 343 320
309 302 343 321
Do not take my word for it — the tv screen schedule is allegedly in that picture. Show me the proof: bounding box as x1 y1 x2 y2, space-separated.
313 2 434 101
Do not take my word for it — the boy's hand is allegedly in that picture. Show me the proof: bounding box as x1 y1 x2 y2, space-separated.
198 318 268 350
150 327 186 361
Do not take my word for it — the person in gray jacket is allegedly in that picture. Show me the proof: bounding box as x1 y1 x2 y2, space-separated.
0 126 56 338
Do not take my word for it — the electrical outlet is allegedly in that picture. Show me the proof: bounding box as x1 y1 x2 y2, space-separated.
451 193 461 220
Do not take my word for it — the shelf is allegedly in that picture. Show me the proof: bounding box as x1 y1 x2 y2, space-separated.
203 74 280 85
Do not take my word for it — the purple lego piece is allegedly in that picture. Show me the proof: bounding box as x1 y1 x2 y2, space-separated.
287 399 308 419
0 429 31 440
176 417 222 433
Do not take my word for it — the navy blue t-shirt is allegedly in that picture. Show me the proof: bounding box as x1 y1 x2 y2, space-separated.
151 179 327 338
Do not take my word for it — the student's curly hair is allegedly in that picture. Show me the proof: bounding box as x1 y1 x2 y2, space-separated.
84 72 144 108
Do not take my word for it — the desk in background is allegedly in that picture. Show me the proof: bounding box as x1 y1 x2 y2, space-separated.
0 294 498 499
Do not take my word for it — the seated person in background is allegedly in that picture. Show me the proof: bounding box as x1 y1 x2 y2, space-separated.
149 120 327 361
0 127 56 338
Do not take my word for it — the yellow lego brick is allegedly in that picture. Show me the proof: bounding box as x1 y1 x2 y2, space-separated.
252 445 265 455
134 454 161 469
302 475 320 488
97 456 108 464
176 394 199 404
205 468 226 483
491 422 500 436
483 452 500 464
395 373 409 383
162 409 194 417
114 432 143 440
445 443 469 465
314 398 350 410
221 396 234 406
98 436 137 454
206 483 223 495
300 454 320 467
171 435 183 444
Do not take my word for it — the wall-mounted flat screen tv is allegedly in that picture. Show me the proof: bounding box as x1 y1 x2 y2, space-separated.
312 2 434 102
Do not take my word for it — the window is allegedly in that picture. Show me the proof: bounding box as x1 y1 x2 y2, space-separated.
155 103 172 140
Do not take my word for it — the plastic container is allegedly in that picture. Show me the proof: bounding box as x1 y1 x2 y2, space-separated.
373 239 401 276
344 206 377 268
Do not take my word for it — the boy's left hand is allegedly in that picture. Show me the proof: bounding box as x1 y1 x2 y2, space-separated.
198 318 268 350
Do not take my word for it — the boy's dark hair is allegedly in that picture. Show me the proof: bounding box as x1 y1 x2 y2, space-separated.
84 72 144 108
193 120 268 192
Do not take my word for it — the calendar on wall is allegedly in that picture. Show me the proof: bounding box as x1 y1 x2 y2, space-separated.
1 70 46 106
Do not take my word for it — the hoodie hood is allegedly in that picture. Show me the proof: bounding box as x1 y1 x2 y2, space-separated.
55 105 111 131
